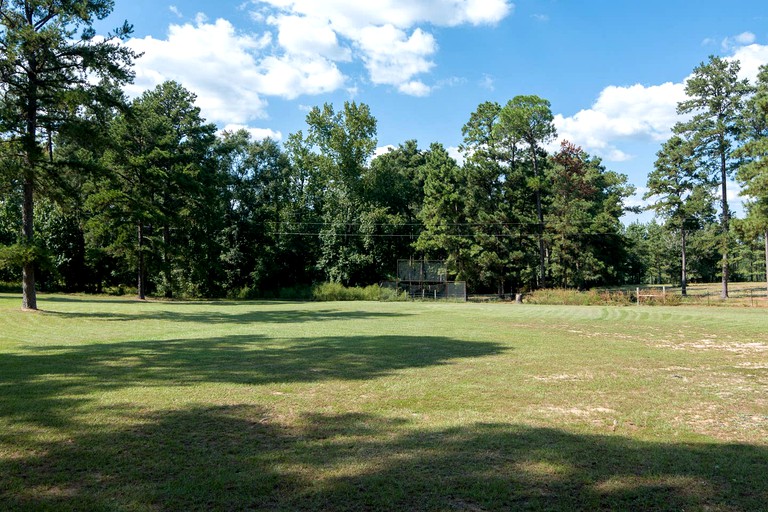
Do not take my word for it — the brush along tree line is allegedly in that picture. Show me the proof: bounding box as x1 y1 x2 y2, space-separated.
1 2 768 307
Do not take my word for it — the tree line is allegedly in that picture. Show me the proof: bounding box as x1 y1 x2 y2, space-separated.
1 2 767 308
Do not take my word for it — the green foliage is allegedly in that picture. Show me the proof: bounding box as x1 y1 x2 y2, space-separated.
414 143 471 281
311 282 402 301
90 81 220 298
297 102 380 285
0 0 138 308
526 288 633 306
0 243 49 269
673 56 754 298
547 142 634 289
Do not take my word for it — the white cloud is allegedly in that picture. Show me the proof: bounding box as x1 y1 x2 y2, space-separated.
722 31 756 50
374 145 397 158
355 24 436 91
735 32 756 45
447 146 465 165
169 5 183 18
250 0 513 94
625 186 651 209
253 0 512 30
254 54 345 98
552 41 768 163
398 80 432 96
552 82 687 161
125 1 513 128
128 19 271 124
221 124 283 141
479 73 495 91
127 18 346 123
269 14 352 61
729 43 768 81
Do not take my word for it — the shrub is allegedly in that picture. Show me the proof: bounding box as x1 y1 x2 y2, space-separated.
0 281 20 293
278 285 313 300
526 288 633 306
311 282 405 302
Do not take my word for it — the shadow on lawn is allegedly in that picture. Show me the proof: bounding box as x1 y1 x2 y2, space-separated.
44 305 409 324
0 334 503 427
2 405 766 511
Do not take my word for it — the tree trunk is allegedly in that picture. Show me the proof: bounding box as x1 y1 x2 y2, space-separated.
719 149 729 299
764 229 768 295
163 224 172 298
137 223 146 300
680 228 687 297
532 150 546 288
21 178 37 310
21 61 38 311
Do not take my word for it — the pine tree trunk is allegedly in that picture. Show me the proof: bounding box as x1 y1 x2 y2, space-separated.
137 223 146 300
21 178 37 310
532 150 546 288
680 228 687 297
163 225 172 298
764 230 767 295
21 64 38 311
720 149 729 299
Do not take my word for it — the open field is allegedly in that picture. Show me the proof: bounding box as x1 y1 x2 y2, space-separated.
1 294 766 511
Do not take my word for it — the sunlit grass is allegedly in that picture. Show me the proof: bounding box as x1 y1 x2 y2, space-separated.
1 293 766 510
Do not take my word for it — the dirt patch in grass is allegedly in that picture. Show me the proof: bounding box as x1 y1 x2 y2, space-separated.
532 372 594 383
654 339 768 354
675 405 768 442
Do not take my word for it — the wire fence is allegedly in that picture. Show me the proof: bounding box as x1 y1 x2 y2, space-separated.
600 282 768 307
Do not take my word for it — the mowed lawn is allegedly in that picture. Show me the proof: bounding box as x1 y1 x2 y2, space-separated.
1 294 766 511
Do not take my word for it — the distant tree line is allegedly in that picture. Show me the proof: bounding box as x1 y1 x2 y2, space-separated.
1 3 767 307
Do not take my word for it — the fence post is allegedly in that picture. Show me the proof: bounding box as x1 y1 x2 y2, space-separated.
663 285 666 304
637 287 640 306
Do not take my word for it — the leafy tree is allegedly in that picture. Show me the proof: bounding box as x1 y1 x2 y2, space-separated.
362 141 426 279
498 95 557 287
300 102 378 285
458 101 539 293
0 0 136 309
622 222 652 284
736 64 768 292
216 130 295 296
674 56 753 298
645 135 715 295
547 142 634 288
460 101 516 293
414 143 470 281
91 81 217 298
731 213 768 286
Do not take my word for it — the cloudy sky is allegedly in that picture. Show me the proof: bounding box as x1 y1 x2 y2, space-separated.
97 0 768 220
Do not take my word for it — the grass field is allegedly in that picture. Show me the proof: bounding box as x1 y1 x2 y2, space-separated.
1 293 766 511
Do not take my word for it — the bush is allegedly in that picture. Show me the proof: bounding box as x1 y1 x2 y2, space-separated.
0 281 20 293
278 286 313 300
312 282 372 301
311 282 405 302
526 288 633 306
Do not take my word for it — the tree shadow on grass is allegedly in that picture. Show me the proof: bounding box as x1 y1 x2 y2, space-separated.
44 305 410 324
1 405 766 511
0 334 504 427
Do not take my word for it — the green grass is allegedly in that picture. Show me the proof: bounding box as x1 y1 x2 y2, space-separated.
1 294 766 511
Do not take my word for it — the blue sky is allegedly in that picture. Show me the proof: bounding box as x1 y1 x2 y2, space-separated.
96 0 768 220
